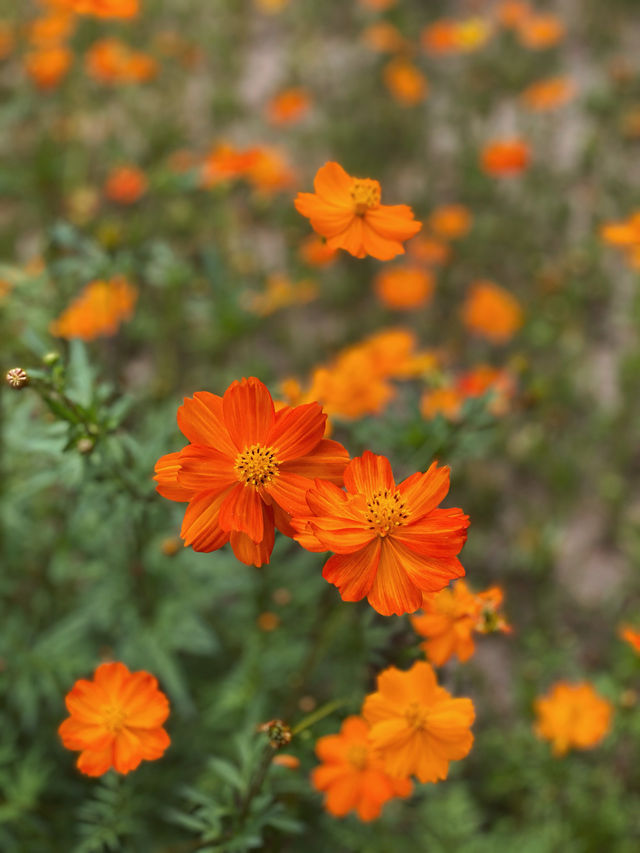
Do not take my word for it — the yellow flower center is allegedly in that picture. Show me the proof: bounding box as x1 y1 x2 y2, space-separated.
234 443 279 487
347 743 369 770
102 705 127 733
350 178 381 215
404 701 428 731
365 488 408 537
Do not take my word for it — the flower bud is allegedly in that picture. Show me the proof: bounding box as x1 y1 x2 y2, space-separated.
6 367 29 389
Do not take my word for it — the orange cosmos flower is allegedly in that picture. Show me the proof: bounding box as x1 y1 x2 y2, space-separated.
267 88 311 125
71 0 139 17
86 39 156 84
620 626 640 654
420 387 463 421
243 273 318 316
299 235 338 267
600 211 640 269
312 716 412 821
421 19 491 55
495 1 531 29
374 265 434 310
104 165 148 204
407 235 451 266
293 451 469 616
246 146 296 194
362 661 475 782
201 142 260 188
516 14 565 50
25 45 72 89
383 59 428 106
521 76 575 112
534 682 613 756
294 162 422 261
59 662 170 777
154 377 349 568
27 12 75 47
480 139 530 177
361 21 406 53
428 205 472 240
462 281 523 343
50 275 137 340
456 364 515 415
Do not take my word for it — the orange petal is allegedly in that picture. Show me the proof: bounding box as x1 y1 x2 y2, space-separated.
154 451 193 502
398 463 451 518
294 193 356 239
264 471 314 518
229 518 274 566
77 745 114 776
176 392 237 457
344 451 395 496
313 161 353 201
366 205 422 241
219 483 266 541
176 446 237 493
134 726 171 760
58 717 113 751
222 377 275 450
113 727 143 774
180 489 232 551
280 438 349 484
367 538 423 616
322 538 381 601
267 402 326 461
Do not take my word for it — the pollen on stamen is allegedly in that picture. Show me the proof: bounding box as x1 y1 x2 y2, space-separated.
234 443 280 487
364 487 409 536
350 178 381 215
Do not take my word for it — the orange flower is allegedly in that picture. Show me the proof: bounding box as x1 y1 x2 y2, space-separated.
85 38 157 84
374 265 434 310
58 662 170 776
600 212 640 256
299 235 338 267
361 21 406 53
246 146 297 194
243 273 318 316
292 451 469 616
295 162 422 261
25 46 72 89
201 143 260 188
516 14 565 50
428 205 472 240
50 275 137 340
480 139 530 177
421 19 491 55
411 581 510 665
104 165 148 204
273 753 300 769
407 235 451 266
27 12 75 47
154 377 349 568
461 281 523 343
456 364 515 415
534 682 613 756
358 0 397 10
620 626 640 654
71 0 139 17
383 59 428 106
521 76 575 112
312 716 412 821
495 1 531 29
362 661 475 782
420 387 463 421
254 0 290 12
266 88 311 125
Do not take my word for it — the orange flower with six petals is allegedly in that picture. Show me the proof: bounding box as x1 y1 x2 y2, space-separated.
294 162 422 261
292 451 469 616
58 662 170 776
155 377 349 567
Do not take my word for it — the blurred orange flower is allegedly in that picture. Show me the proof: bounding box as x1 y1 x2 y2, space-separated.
420 387 463 421
50 275 137 340
362 21 406 53
273 753 300 769
86 38 157 84
374 264 434 310
620 626 640 654
58 662 170 776
201 143 260 187
521 76 575 111
383 59 428 106
266 88 311 125
600 211 640 270
422 18 491 55
104 165 148 204
516 14 565 50
428 205 472 240
27 12 75 47
295 162 422 261
299 234 338 267
246 146 297 194
312 716 412 821
481 139 530 176
254 0 290 12
456 364 515 415
534 682 613 756
154 377 349 567
407 235 451 266
292 451 469 616
495 1 531 29
71 0 139 17
25 45 72 89
462 281 523 343
244 273 318 316
362 661 475 781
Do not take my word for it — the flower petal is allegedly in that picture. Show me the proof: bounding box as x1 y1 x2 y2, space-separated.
222 377 275 450
266 402 326 461
180 489 232 552
322 539 381 602
344 451 395 496
176 392 237 457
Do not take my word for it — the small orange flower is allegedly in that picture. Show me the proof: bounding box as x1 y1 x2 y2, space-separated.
27 12 75 47
50 275 137 340
421 19 491 55
295 162 422 261
71 0 139 18
293 451 469 616
420 387 463 421
58 662 170 776
104 165 148 204
201 143 260 187
273 753 300 769
266 88 311 125
620 626 640 654
362 661 475 782
600 212 640 266
299 235 338 267
534 682 613 756
246 146 297 194
521 76 575 112
374 265 434 310
243 273 317 316
407 235 451 267
456 364 515 415
361 22 406 53
495 1 531 28
85 38 157 84
428 205 472 240
25 45 72 89
154 377 349 568
516 14 565 50
462 281 523 343
383 59 428 106
480 139 530 177
312 716 412 821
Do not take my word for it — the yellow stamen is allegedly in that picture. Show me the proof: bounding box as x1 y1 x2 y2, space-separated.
350 178 381 215
404 701 428 731
347 743 369 770
103 705 127 733
234 443 279 487
365 488 409 537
